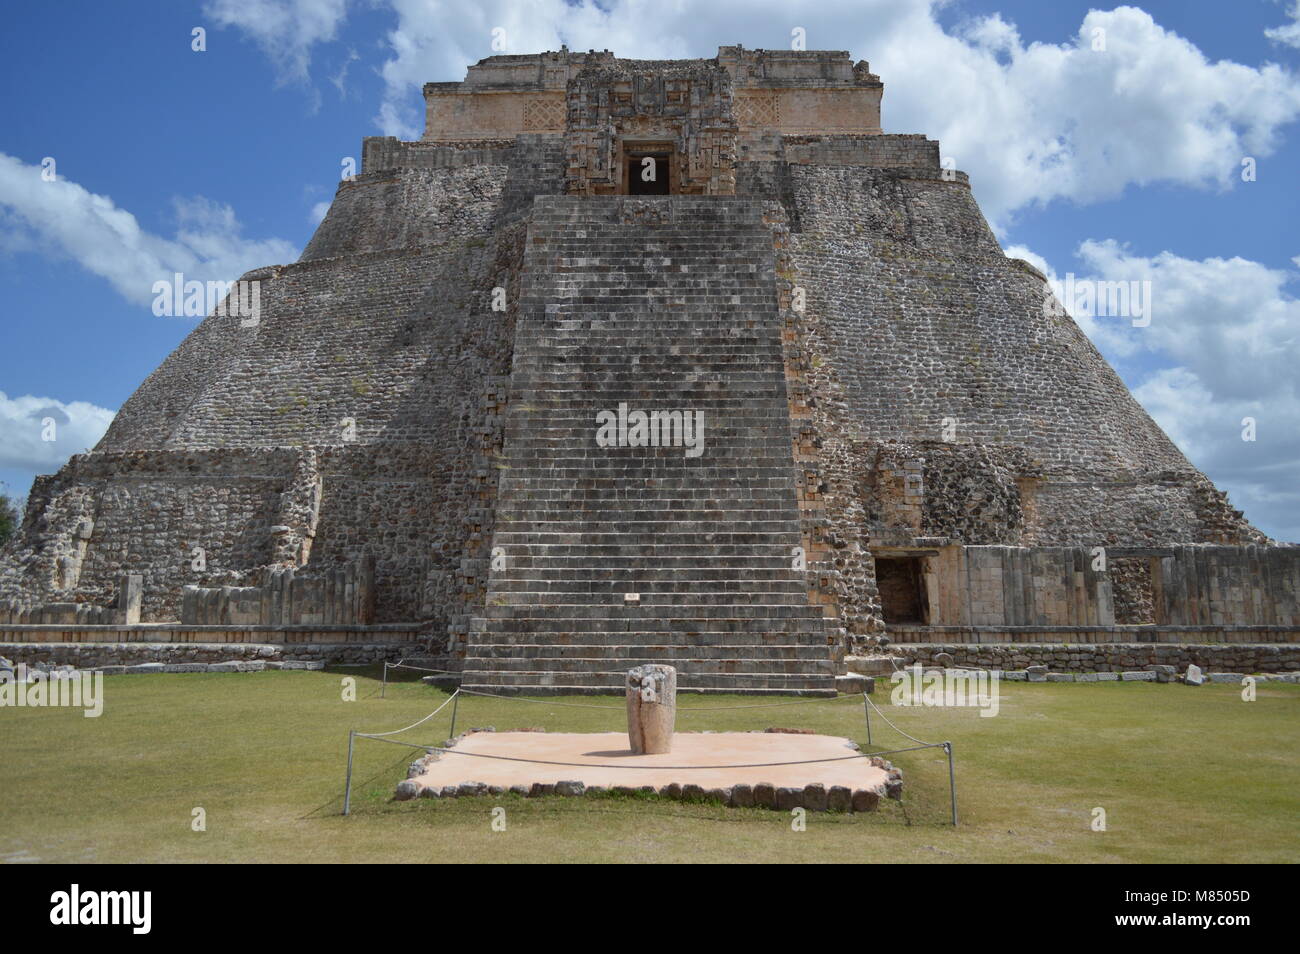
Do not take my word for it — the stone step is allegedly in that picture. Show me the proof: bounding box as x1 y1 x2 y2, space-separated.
464 657 837 675
494 510 800 521
490 579 809 593
489 569 811 582
461 670 836 695
476 620 828 637
467 195 830 694
481 545 810 556
482 602 824 617
486 596 811 608
469 629 831 646
468 643 832 660
482 560 809 573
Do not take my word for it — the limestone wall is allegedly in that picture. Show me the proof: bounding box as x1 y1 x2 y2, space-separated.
0 449 304 621
0 640 417 668
0 59 1285 659
357 135 566 223
360 136 514 171
782 134 936 168
906 543 1299 630
421 47 883 143
180 556 375 626
1155 545 1300 626
424 89 566 140
954 546 1115 626
902 642 1300 673
1 152 526 630
785 163 1260 547
302 167 506 261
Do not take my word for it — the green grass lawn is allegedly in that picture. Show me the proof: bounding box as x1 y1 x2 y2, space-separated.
1 668 1296 863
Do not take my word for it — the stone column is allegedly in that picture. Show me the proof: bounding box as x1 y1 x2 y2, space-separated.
117 573 143 624
626 664 676 755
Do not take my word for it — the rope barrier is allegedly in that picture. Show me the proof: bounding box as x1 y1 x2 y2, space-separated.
357 732 940 765
365 741 873 771
381 660 463 698
457 688 625 710
359 689 462 738
863 694 935 747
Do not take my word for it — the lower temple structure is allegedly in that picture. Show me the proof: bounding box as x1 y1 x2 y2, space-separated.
2 47 1296 692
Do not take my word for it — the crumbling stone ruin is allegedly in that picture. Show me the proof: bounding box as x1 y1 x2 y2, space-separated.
2 47 1296 692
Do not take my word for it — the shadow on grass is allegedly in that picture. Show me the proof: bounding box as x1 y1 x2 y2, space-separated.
330 790 942 828
301 748 413 820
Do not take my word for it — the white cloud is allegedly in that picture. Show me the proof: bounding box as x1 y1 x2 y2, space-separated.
873 4 1300 226
330 47 360 97
1022 240 1300 542
0 392 115 472
203 0 351 86
309 200 331 225
1076 239 1300 403
1133 367 1300 543
1266 1 1300 49
0 153 298 307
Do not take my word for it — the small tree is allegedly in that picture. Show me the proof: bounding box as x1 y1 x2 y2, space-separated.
0 487 21 547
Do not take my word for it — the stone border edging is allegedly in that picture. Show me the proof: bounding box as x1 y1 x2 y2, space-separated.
393 727 903 812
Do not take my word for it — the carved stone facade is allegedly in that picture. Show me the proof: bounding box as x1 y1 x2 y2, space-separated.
421 46 883 179
564 61 738 196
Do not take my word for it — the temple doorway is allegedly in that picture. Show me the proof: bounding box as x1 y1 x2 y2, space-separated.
876 556 929 624
626 145 672 195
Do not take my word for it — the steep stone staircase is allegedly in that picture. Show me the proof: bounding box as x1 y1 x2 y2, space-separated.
463 195 834 694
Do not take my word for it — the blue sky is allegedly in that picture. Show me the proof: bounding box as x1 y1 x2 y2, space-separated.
1 0 1298 540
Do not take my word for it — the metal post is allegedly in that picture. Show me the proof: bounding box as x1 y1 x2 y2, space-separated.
343 730 356 816
862 692 872 746
381 662 388 699
944 741 957 826
448 690 460 738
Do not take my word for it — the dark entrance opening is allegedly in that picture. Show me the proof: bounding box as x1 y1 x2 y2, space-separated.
627 151 671 195
875 557 928 624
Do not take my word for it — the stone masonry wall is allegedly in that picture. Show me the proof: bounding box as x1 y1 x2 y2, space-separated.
782 133 938 170
0 448 304 621
2 157 524 631
904 642 1300 673
785 163 1261 547
302 166 506 261
1155 544 1300 626
0 641 412 668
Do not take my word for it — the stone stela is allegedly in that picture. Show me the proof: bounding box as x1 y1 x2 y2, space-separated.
626 664 677 754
